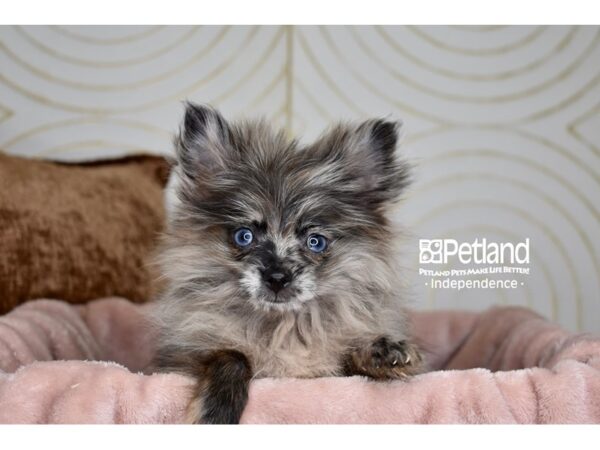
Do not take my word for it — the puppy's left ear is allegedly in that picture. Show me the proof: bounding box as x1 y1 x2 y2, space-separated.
345 118 411 204
355 118 399 168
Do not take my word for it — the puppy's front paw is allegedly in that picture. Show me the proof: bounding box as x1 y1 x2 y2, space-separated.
346 337 423 380
372 338 422 379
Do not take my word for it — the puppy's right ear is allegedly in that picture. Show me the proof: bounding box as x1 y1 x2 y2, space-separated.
175 102 232 180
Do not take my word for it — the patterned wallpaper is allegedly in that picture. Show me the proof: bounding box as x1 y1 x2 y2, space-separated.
1 26 599 331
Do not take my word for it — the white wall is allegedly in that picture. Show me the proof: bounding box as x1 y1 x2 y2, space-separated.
1 26 599 331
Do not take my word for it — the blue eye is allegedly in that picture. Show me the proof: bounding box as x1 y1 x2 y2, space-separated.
233 228 253 247
307 234 327 253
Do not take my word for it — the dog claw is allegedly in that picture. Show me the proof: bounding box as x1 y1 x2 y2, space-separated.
347 338 422 380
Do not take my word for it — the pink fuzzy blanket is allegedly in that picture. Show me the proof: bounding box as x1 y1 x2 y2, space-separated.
1 298 599 423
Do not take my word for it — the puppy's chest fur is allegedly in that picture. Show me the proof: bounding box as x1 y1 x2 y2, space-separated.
243 325 347 379
240 315 385 378
155 289 402 379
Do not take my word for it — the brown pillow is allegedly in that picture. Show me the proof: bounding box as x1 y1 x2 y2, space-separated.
0 152 171 314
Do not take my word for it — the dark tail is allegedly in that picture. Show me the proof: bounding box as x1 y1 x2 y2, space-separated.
154 347 252 424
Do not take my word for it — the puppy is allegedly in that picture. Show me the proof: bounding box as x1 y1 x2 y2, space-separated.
151 103 422 424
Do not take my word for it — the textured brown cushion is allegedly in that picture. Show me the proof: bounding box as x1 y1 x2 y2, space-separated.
0 152 170 314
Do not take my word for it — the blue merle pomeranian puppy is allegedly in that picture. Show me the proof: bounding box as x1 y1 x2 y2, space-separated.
152 103 422 424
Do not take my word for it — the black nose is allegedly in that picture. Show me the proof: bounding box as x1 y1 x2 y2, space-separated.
261 267 292 294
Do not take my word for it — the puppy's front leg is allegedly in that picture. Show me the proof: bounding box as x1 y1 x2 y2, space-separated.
343 337 422 380
186 349 252 424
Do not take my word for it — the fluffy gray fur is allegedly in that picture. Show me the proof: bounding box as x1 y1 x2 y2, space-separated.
151 103 413 379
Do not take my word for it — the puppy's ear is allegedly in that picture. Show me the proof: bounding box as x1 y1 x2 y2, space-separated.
356 119 398 163
175 102 232 180
312 119 411 205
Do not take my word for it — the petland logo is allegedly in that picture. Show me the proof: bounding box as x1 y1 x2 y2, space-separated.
418 238 531 291
419 238 530 265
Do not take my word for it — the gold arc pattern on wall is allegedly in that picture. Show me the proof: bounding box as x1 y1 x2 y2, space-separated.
310 26 600 125
50 25 166 45
0 27 276 114
375 26 579 82
0 25 598 332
